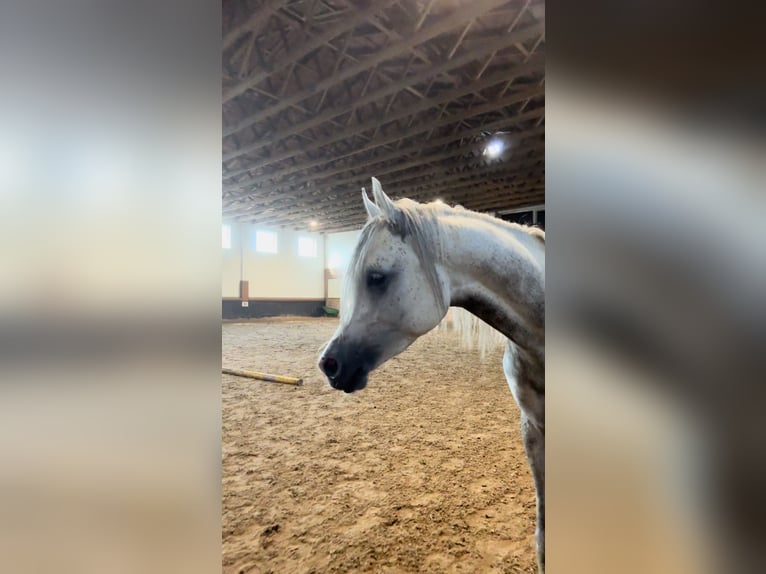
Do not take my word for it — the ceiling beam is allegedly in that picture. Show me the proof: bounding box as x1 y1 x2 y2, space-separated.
224 175 545 226
228 155 544 225
468 193 546 214
224 127 543 211
223 0 289 53
223 162 545 225
223 68 542 167
223 0 398 103
223 100 543 187
224 22 543 139
224 82 544 187
221 0 546 233
271 129 544 197
223 149 544 217
224 109 544 207
224 0 511 111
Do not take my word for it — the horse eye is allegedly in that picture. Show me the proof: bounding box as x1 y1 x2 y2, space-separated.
366 271 386 288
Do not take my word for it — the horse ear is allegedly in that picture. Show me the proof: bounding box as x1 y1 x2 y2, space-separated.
371 177 397 218
361 187 382 220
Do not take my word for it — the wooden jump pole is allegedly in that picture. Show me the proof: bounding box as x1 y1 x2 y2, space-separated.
222 367 303 386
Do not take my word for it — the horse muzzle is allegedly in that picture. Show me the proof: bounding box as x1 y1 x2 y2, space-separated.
318 340 380 393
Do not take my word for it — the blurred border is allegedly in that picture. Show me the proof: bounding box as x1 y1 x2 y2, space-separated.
547 2 765 573
0 2 222 573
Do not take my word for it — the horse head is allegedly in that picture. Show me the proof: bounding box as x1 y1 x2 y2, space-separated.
318 178 449 392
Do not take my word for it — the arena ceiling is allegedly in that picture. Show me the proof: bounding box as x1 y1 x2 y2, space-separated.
222 0 545 232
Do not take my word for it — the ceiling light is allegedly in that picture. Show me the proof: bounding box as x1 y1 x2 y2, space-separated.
484 138 505 158
309 220 318 228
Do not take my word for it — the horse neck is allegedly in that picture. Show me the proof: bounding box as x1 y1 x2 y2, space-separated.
436 211 545 353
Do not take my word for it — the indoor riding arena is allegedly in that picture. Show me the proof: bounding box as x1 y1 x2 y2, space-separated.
223 318 536 573
222 0 545 572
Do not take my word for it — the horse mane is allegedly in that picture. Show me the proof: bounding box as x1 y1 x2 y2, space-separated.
437 307 508 360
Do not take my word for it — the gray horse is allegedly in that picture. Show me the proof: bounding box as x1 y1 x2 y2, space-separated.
318 178 545 572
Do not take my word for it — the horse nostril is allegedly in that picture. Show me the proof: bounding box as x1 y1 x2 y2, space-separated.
320 356 339 378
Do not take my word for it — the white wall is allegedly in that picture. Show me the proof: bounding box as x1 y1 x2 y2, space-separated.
222 223 325 299
325 230 361 299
